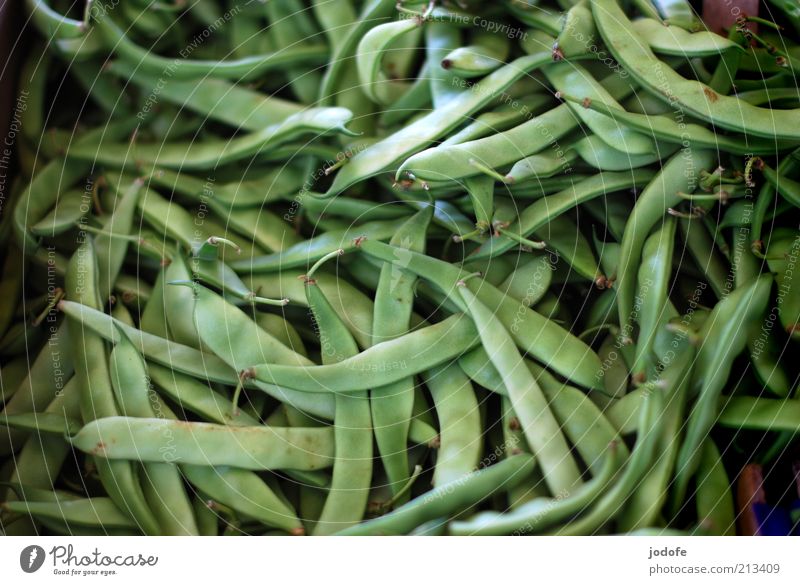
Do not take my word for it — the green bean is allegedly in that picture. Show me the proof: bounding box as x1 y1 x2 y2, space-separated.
182 465 304 534
0 255 22 351
499 394 548 507
13 122 132 249
266 0 323 104
547 63 655 156
426 23 464 108
64 239 161 536
652 0 699 30
150 364 257 427
769 0 800 33
506 149 578 184
460 175 493 233
246 270 375 349
718 397 800 432
0 357 29 406
766 229 800 339
497 254 553 307
531 213 603 283
617 345 695 531
551 387 664 535
232 218 401 272
304 254 372 534
563 94 793 155
631 216 676 380
25 0 85 40
593 0 800 140
297 194 411 224
187 283 339 420
5 377 80 517
91 10 328 82
29 189 89 237
370 208 431 497
337 454 536 535
632 18 741 57
149 166 305 210
616 150 716 330
422 364 481 487
472 169 655 263
398 67 643 182
0 322 73 455
398 103 578 182
162 258 201 348
356 17 420 104
325 50 570 196
69 109 355 170
69 417 334 471
96 176 146 303
573 135 677 171
751 155 800 253
318 0 395 104
108 63 302 132
358 239 604 389
694 439 735 536
680 215 731 299
440 95 552 148
58 300 239 385
671 274 773 514
250 313 478 393
449 443 620 535
109 328 199 535
255 312 308 359
458 346 627 473
1 412 80 435
457 282 581 494
763 164 800 208
554 0 596 60
3 498 139 531
442 31 509 78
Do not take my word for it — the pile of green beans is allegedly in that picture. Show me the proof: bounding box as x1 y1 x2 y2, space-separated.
1 0 799 537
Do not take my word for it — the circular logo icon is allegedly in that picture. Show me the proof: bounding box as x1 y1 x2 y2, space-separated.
20 545 46 573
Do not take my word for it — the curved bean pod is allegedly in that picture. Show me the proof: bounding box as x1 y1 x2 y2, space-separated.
305 257 373 534
232 218 401 272
182 465 304 535
370 208 432 496
632 18 741 57
472 169 655 262
250 314 478 393
561 94 793 155
358 239 605 389
69 109 355 170
615 149 716 330
109 329 199 535
69 417 334 471
695 439 735 536
337 454 536 535
325 50 565 196
92 12 328 82
593 0 800 140
671 274 773 513
458 283 582 494
422 364 481 487
449 443 620 535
